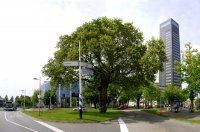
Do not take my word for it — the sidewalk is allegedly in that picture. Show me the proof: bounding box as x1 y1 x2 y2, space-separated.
159 108 200 120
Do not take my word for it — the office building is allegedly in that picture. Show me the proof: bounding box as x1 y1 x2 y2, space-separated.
159 18 181 88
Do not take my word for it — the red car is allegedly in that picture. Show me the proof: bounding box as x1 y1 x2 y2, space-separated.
118 104 128 110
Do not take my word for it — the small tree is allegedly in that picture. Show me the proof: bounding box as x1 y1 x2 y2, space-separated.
107 84 122 109
130 89 143 108
43 90 51 108
195 98 200 110
25 96 32 108
31 90 39 107
83 84 99 109
10 96 14 102
162 84 186 111
4 95 8 102
43 89 57 109
143 83 160 108
174 43 200 112
15 96 21 107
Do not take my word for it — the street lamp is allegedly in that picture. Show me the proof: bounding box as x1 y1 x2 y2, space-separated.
33 77 41 116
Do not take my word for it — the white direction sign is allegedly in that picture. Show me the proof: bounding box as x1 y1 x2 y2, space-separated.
82 68 94 75
63 61 79 66
63 61 93 69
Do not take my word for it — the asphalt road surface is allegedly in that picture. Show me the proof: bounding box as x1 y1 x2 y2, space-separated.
0 109 120 132
122 110 200 132
0 109 62 132
1 108 200 132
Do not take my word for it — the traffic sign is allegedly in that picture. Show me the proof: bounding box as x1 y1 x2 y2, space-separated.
63 61 93 68
63 61 79 66
82 68 93 75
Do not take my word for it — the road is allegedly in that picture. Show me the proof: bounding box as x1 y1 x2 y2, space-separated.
0 109 120 132
0 109 63 132
1 109 200 132
121 110 200 132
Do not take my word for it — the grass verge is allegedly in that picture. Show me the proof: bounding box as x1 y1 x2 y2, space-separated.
143 109 200 124
24 108 122 123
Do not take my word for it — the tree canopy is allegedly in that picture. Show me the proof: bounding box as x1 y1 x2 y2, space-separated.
174 43 200 111
42 17 166 113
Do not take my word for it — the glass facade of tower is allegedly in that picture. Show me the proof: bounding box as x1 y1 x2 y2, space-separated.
159 18 181 88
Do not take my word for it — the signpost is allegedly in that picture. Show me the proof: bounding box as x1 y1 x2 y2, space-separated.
63 41 93 119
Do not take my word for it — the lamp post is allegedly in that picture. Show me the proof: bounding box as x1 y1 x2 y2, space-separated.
33 77 41 116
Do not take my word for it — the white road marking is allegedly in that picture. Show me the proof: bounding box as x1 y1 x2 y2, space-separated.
35 120 65 132
4 112 38 132
118 118 129 132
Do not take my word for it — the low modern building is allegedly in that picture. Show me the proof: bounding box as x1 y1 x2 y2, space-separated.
40 81 79 108
56 82 79 108
40 82 51 98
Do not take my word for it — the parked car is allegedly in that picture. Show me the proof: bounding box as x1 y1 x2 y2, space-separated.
73 106 87 111
118 104 128 110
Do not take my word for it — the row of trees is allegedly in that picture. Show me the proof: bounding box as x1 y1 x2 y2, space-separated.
2 95 32 108
2 89 57 109
174 43 200 112
42 17 167 113
3 95 14 102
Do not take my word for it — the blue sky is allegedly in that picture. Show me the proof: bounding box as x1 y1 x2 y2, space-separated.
0 0 199 98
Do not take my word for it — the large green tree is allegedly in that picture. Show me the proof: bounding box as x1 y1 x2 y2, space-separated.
42 17 166 113
174 43 200 112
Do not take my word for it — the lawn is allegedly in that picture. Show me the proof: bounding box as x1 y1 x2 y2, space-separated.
24 108 122 122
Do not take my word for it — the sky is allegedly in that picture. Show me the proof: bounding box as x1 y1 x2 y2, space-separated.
0 0 200 99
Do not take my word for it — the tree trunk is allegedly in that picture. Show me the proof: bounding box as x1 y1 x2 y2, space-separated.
136 98 140 108
190 99 194 112
94 102 97 109
98 75 110 113
98 85 108 113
